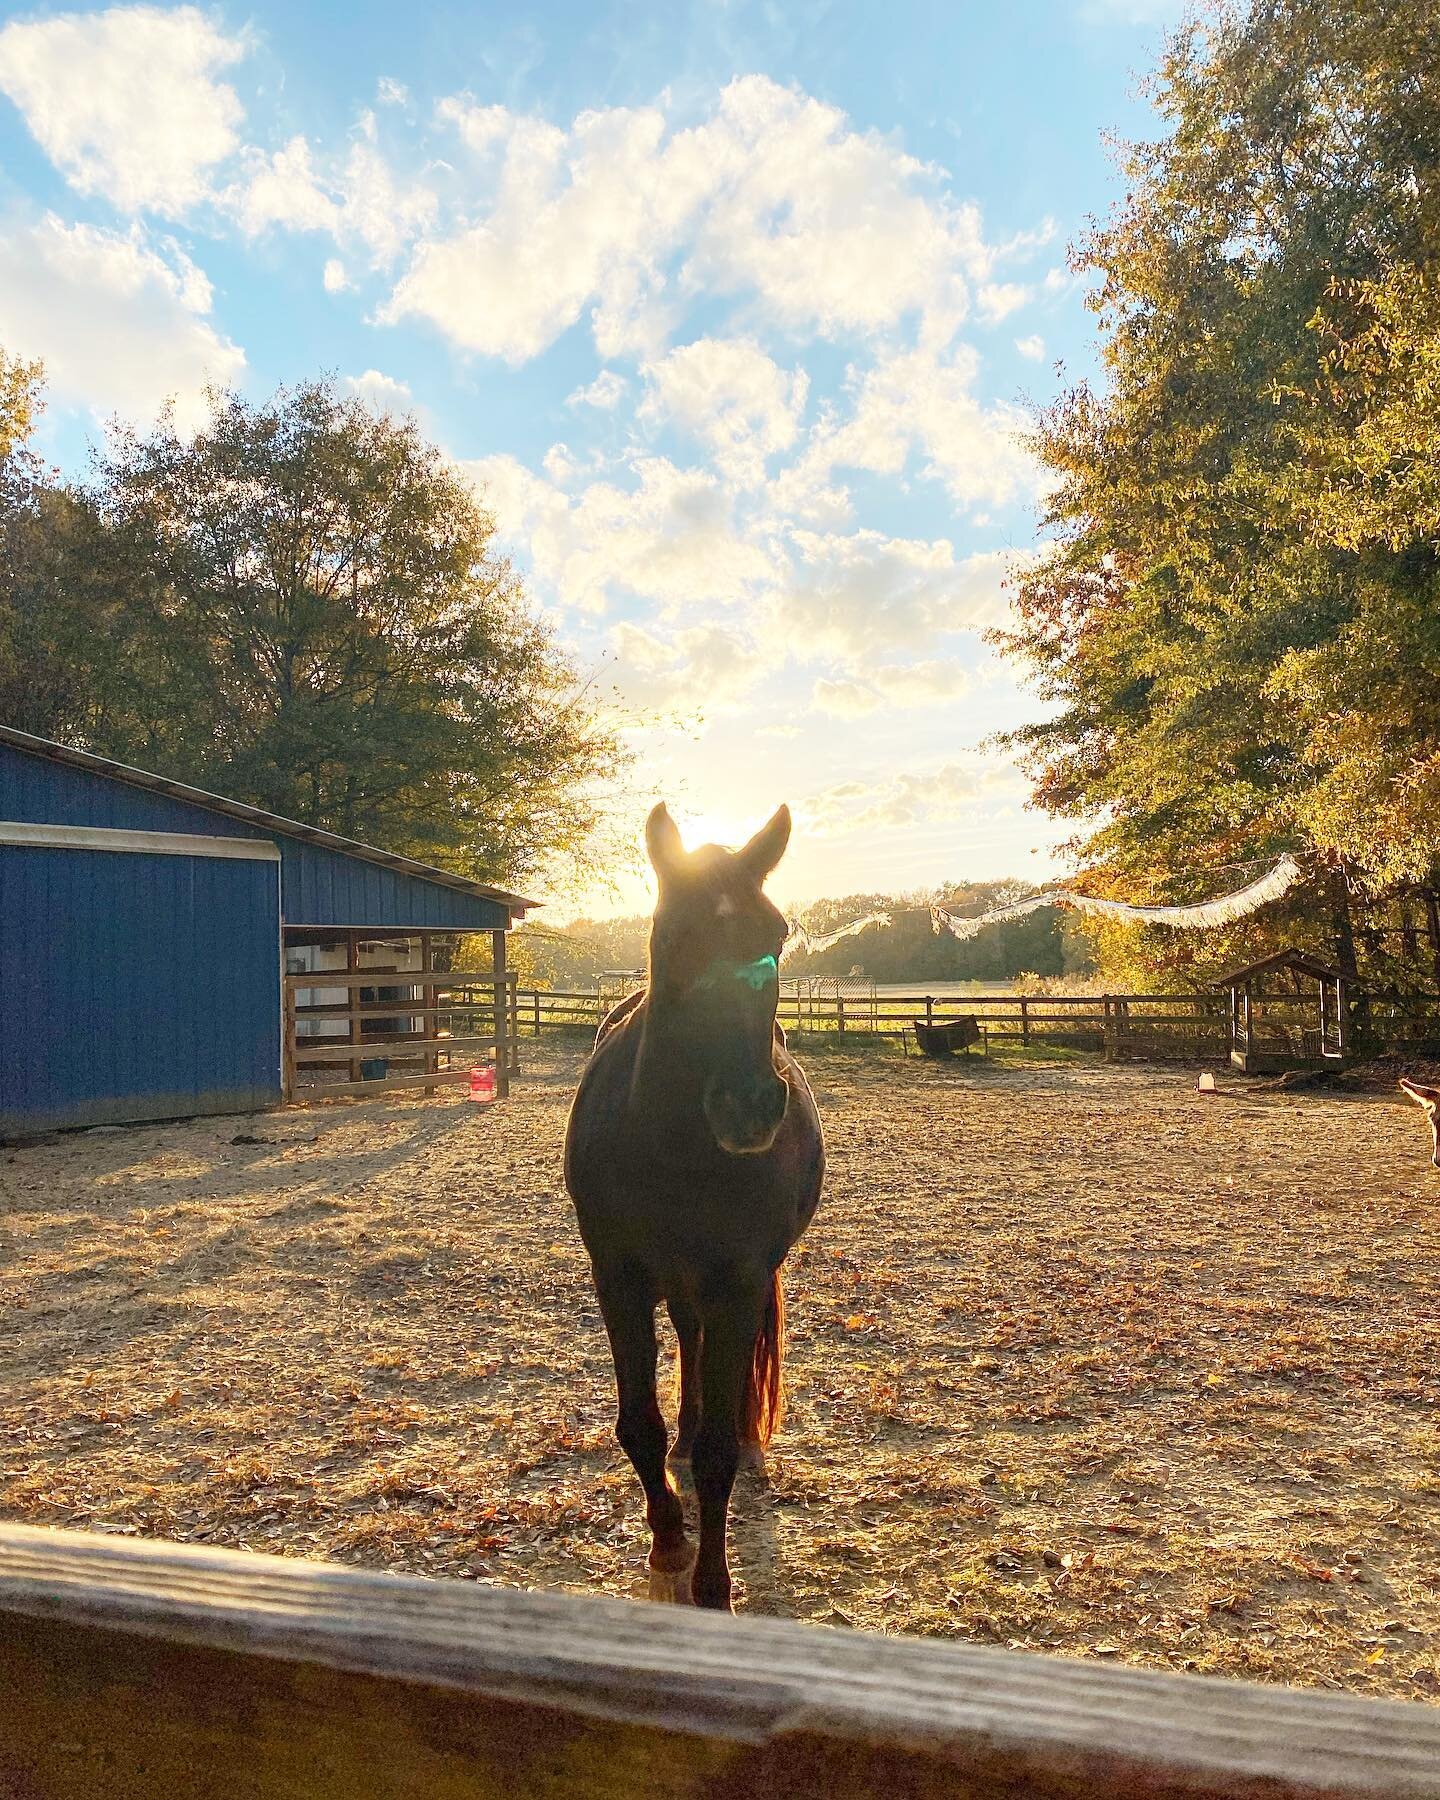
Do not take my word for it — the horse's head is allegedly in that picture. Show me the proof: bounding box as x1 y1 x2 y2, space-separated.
645 802 792 1155
1400 1076 1440 1169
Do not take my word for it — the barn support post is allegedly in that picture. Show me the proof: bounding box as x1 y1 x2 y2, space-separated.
421 933 436 1096
491 928 510 1098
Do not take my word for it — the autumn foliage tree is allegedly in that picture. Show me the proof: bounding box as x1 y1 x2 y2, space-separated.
996 0 1440 987
0 376 627 891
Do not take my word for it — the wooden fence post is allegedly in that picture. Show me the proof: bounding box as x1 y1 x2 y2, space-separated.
420 932 436 1096
925 996 934 1030
281 981 297 1102
1020 997 1030 1046
836 994 846 1042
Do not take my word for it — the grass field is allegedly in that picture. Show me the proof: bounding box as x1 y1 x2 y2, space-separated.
3 1046 1439 1703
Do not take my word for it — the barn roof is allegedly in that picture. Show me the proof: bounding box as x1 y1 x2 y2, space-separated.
0 724 536 917
1213 946 1351 988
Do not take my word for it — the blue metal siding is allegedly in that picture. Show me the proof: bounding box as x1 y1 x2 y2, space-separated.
0 846 283 1134
277 839 508 930
0 742 509 931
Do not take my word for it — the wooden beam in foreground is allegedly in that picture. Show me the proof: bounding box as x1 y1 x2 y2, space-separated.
0 1523 1436 1799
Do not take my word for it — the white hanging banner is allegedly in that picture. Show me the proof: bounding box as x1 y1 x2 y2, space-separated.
929 855 1306 941
781 910 892 964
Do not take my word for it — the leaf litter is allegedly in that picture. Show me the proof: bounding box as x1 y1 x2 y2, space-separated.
2 1047 1438 1703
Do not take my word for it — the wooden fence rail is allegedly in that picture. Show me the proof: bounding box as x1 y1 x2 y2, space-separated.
0 1523 1437 1798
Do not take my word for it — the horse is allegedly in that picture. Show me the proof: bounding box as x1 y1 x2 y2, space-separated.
1399 1076 1440 1168
564 802 825 1611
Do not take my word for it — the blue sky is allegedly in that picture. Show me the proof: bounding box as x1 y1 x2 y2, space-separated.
0 0 1182 915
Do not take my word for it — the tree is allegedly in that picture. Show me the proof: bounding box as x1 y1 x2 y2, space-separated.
51 379 629 889
0 352 129 744
995 0 1440 985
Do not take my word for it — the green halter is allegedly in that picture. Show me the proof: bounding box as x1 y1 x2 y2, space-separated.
694 953 778 992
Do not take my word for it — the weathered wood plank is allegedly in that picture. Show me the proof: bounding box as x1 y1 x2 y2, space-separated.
286 970 519 989
291 1067 476 1098
0 1524 1437 1799
294 1034 496 1065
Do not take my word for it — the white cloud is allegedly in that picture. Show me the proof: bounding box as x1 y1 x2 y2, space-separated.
566 370 628 410
323 257 350 293
384 76 1013 363
469 452 775 613
610 620 767 716
811 677 880 719
340 369 413 415
231 132 435 265
0 5 246 215
639 338 808 486
802 759 1018 836
813 659 973 716
1015 334 1046 361
784 530 1011 663
782 346 1039 520
377 76 410 107
0 216 243 429
976 281 1030 324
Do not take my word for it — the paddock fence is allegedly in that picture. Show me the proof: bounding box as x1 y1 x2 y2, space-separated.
2 1522 1437 1799
285 979 1440 1102
502 987 1234 1060
285 967 521 1101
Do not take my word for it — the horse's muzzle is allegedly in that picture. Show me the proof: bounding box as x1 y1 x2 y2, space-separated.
704 1073 789 1155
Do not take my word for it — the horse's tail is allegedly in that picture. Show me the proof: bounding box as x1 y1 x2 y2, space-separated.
741 1270 785 1448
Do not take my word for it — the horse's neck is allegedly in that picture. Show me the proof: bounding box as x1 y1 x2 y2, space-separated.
630 1000 708 1118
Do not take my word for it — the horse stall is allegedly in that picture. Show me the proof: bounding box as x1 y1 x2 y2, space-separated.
0 725 532 1135
0 1523 1437 1798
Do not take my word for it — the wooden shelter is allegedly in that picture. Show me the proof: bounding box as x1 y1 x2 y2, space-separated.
1214 947 1356 1074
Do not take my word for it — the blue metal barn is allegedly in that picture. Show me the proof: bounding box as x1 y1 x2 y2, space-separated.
0 726 532 1136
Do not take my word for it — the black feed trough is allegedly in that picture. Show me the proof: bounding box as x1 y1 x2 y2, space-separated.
913 1015 982 1058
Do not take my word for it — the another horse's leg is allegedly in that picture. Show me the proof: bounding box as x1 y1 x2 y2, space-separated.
666 1297 702 1465
691 1285 765 1612
595 1265 693 1602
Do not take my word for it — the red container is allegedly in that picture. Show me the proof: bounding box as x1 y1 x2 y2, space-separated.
469 1063 497 1104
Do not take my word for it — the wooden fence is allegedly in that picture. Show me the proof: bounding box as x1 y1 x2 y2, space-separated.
286 968 521 1101
505 988 1233 1060
1 1522 1437 1798
286 981 1440 1104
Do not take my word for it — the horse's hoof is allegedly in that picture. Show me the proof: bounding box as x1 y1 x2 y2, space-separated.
737 1441 767 1480
648 1547 696 1604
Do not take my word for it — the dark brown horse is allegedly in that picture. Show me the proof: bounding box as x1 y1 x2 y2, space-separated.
564 803 824 1610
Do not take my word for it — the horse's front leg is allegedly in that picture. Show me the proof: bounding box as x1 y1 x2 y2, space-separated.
691 1283 766 1612
594 1264 693 1601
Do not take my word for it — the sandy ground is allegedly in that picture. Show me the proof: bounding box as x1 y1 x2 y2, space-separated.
3 1043 1439 1703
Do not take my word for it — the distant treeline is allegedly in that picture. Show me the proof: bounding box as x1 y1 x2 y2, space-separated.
509 881 1095 988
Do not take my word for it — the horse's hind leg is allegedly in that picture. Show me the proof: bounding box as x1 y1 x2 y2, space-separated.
595 1266 693 1601
666 1297 702 1466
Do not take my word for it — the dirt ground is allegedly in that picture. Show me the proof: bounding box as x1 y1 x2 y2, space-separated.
3 1044 1439 1703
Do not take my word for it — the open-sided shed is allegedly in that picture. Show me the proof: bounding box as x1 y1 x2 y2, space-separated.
0 726 532 1136
1214 946 1356 1074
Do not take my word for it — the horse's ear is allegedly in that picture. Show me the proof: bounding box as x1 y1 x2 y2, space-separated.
646 803 686 883
1401 1076 1440 1113
738 805 791 882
